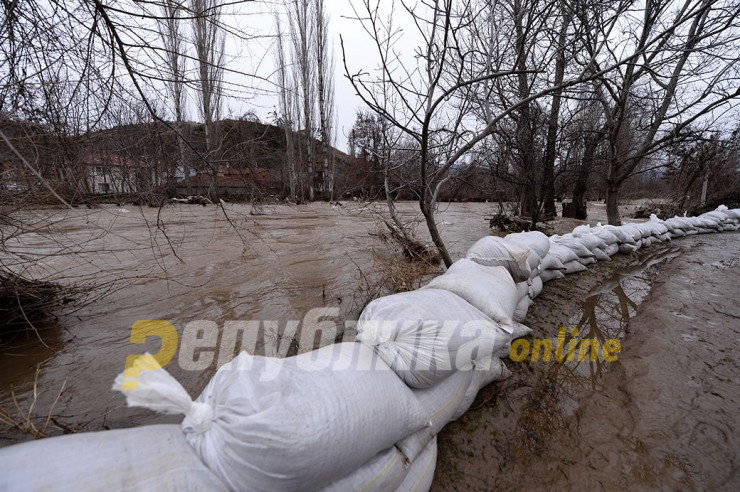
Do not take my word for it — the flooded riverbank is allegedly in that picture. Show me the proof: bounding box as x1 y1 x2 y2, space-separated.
433 233 740 491
2 200 737 492
1 201 489 444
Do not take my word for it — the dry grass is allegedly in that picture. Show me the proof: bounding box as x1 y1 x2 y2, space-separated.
631 199 687 220
0 366 71 439
346 219 443 318
374 217 441 264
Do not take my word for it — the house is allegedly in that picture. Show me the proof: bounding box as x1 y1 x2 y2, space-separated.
0 162 34 192
175 164 271 197
82 153 146 194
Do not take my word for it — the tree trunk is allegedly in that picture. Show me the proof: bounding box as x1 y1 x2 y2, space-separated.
700 173 709 206
513 0 536 220
542 2 570 218
420 195 452 267
606 180 621 225
570 135 597 219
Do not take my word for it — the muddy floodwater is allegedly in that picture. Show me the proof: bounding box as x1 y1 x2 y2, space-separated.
1 201 494 440
1 201 738 491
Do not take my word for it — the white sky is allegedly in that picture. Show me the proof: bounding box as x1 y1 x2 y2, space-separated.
213 0 395 152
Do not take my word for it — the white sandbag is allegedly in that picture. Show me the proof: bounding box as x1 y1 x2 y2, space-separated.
540 269 565 283
578 256 597 266
526 250 543 277
423 259 519 330
412 370 473 434
575 234 608 252
401 356 511 461
321 446 407 492
114 345 426 492
702 210 729 222
605 243 620 256
397 370 472 462
452 356 511 421
513 295 533 321
540 252 566 271
510 320 533 339
619 242 639 254
719 206 740 220
592 228 620 245
466 236 533 281
592 247 611 261
658 233 672 243
493 323 532 359
572 224 592 236
664 217 688 232
699 213 723 226
357 289 511 388
671 216 697 231
528 275 544 298
655 218 675 233
396 438 437 492
504 231 551 258
547 242 580 264
648 215 670 234
562 259 588 274
601 225 636 244
669 228 686 238
634 222 663 239
553 238 595 259
515 281 529 301
620 225 643 242
690 216 719 230
0 425 228 492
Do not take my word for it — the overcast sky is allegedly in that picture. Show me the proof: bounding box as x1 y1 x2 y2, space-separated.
213 0 406 152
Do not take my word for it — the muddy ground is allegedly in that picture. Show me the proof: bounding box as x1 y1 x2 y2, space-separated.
434 233 740 491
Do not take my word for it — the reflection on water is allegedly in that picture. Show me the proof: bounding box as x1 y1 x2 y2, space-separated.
552 246 682 396
516 246 682 456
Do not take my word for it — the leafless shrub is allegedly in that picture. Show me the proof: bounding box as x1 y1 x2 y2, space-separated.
0 366 72 440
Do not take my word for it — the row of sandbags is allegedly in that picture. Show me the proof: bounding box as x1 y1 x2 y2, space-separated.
345 231 556 489
342 205 740 491
0 343 505 492
1 206 737 492
466 205 740 321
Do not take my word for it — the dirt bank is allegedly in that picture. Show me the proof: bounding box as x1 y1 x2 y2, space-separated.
434 233 740 491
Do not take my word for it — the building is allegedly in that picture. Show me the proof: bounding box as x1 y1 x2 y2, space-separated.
0 162 33 192
175 165 271 197
82 153 145 194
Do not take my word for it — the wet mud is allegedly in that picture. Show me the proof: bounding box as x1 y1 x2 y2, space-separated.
434 233 740 491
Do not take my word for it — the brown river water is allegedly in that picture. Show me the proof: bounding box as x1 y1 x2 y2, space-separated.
1 201 493 441
1 201 738 491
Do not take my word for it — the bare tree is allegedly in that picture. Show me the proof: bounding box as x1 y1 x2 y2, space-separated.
191 0 225 162
288 0 316 201
315 0 335 200
344 0 618 266
158 0 190 192
584 0 740 224
541 0 572 219
275 11 299 202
